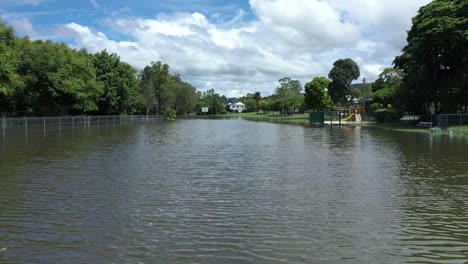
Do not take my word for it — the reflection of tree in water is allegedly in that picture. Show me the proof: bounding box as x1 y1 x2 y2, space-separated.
365 129 468 263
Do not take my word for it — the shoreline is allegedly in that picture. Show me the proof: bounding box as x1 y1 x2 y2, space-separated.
212 112 468 137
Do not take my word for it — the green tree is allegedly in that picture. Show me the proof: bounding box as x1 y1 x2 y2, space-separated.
368 68 402 107
275 77 303 115
140 61 169 115
0 20 23 114
16 39 101 115
304 77 333 111
253 92 261 114
197 89 226 115
166 74 198 115
394 0 468 113
328 58 360 106
92 50 140 115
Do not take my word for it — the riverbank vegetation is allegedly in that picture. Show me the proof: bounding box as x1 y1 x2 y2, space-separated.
0 20 199 117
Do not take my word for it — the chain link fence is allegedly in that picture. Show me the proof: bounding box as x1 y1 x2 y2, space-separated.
436 114 468 130
1 115 162 137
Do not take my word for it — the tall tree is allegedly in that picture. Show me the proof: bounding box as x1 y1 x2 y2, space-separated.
328 58 360 106
140 61 169 115
253 92 261 114
166 74 198 115
0 20 23 114
92 50 140 114
394 0 468 113
16 40 101 115
275 77 303 115
304 77 333 111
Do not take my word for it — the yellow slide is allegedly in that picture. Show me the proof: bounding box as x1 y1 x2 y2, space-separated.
341 112 355 121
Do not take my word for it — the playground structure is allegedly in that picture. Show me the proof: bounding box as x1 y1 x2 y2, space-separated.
340 109 361 122
310 109 368 125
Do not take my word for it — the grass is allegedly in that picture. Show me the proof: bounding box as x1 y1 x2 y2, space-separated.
213 112 468 136
355 122 468 136
215 112 310 124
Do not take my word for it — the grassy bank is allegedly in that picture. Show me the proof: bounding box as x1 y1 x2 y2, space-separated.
354 122 468 136
213 112 468 136
215 112 310 124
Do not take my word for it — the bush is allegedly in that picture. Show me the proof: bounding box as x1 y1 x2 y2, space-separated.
163 108 176 122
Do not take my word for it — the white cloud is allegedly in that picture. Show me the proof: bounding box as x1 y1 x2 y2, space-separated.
53 0 431 96
89 0 99 8
8 18 37 37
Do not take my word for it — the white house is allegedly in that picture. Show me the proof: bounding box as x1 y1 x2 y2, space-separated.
229 102 246 113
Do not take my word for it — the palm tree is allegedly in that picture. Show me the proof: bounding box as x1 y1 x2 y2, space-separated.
253 92 261 114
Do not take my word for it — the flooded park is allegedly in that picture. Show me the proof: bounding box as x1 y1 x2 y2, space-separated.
0 118 467 263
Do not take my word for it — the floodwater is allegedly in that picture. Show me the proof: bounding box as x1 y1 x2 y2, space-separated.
0 119 467 263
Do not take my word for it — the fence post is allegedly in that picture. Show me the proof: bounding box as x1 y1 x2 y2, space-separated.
43 117 46 134
98 116 100 128
2 116 5 138
59 117 61 134
25 117 28 136
113 115 115 127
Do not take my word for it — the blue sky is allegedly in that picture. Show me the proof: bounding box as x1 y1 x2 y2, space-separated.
0 0 431 97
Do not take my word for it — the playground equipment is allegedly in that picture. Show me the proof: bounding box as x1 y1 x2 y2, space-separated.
341 109 359 121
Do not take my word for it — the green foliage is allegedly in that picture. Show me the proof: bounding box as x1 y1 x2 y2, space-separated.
197 89 226 114
274 77 304 114
304 77 333 111
370 103 382 111
92 50 140 114
140 61 170 115
328 58 360 106
0 21 23 113
169 75 198 116
16 39 101 115
394 0 468 113
259 100 270 113
163 107 176 121
367 68 402 108
252 92 261 113
0 19 200 117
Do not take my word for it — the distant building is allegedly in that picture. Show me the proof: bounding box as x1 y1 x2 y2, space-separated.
228 102 246 113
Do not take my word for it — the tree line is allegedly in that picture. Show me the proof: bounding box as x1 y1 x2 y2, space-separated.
0 19 199 117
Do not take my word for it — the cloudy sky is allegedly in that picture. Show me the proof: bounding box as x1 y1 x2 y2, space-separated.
0 0 431 97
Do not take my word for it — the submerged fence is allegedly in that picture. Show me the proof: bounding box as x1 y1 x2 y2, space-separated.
1 115 162 138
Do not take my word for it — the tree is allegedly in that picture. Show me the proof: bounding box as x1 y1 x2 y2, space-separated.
0 20 23 114
167 74 198 115
304 77 333 111
140 61 169 115
328 58 360 106
196 89 226 115
92 50 140 114
394 0 468 113
369 68 402 107
253 92 261 114
16 39 101 115
275 77 303 115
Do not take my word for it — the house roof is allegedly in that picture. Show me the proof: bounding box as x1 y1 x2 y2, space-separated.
234 102 245 106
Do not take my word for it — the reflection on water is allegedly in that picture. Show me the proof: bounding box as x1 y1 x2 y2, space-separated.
0 119 467 263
